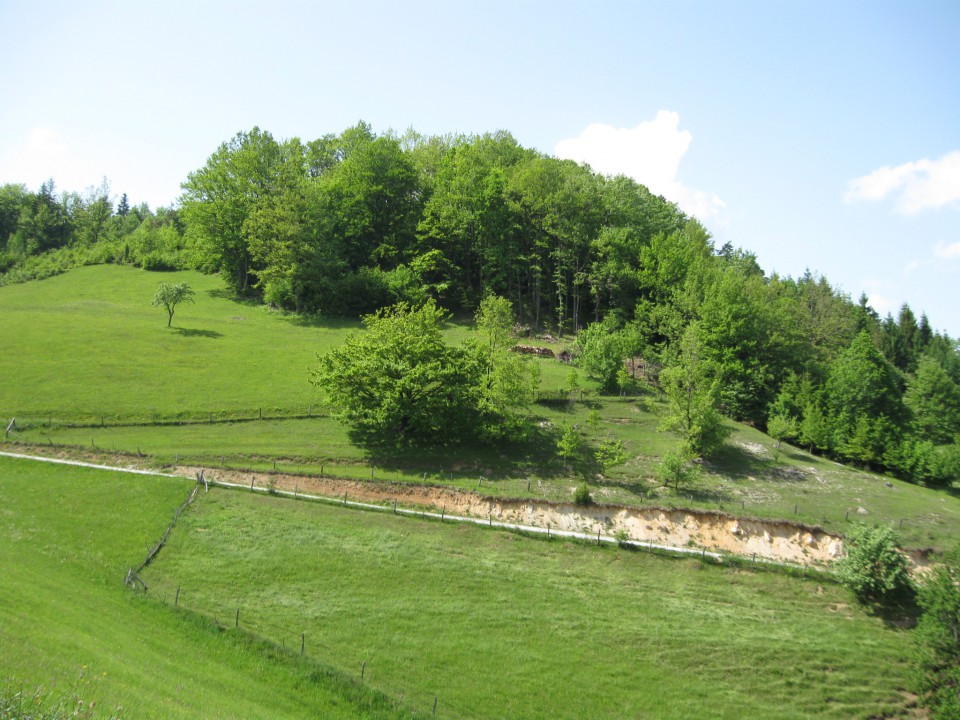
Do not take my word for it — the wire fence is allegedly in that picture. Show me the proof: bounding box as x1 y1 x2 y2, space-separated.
135 572 447 718
3 405 328 430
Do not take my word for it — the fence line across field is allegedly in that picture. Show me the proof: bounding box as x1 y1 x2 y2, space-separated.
139 574 447 717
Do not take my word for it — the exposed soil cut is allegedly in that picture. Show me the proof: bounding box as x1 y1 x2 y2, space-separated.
177 465 849 566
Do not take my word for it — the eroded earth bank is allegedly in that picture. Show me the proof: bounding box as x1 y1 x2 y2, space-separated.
179 465 858 566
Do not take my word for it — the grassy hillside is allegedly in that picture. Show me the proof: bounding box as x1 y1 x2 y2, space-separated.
0 455 425 719
0 265 353 421
3 264 959 550
143 485 916 720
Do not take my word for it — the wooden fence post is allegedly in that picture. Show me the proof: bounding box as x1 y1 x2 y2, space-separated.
301 633 305 656
175 586 180 607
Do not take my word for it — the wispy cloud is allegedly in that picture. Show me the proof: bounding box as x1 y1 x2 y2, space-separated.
554 112 725 221
845 151 960 214
934 240 960 259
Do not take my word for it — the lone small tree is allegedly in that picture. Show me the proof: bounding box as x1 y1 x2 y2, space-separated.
152 282 195 327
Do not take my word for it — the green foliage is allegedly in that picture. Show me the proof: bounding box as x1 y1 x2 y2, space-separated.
835 524 912 605
311 301 480 446
767 412 799 450
595 437 627 474
655 448 702 491
915 548 960 719
151 282 195 327
658 324 731 458
572 485 594 505
574 317 625 393
0 677 124 720
906 356 960 445
556 424 585 464
470 295 539 439
826 331 907 465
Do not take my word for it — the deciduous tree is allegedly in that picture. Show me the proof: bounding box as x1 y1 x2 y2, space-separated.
152 282 195 327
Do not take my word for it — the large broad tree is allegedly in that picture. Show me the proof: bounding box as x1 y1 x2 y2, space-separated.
180 128 286 294
310 301 482 446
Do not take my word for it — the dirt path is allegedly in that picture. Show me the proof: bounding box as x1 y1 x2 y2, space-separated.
178 465 847 566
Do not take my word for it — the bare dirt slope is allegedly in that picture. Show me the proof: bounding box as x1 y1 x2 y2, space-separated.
179 465 851 566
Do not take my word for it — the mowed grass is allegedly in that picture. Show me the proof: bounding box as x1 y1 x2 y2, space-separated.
0 265 351 421
143 486 917 720
0 455 427 719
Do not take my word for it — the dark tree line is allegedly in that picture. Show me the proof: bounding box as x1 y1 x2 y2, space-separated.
2 122 958 484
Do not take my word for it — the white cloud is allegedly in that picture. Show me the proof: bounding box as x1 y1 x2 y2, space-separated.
554 111 725 221
845 151 960 214
934 240 960 259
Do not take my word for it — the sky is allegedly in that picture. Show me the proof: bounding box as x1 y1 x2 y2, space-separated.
2 0 958 336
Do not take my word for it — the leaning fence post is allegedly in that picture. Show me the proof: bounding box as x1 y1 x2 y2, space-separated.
433 697 438 716
235 608 240 629
361 661 366 685
175 586 181 607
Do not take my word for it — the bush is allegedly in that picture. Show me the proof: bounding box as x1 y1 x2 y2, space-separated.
655 448 702 491
572 485 593 506
915 548 960 718
836 523 913 605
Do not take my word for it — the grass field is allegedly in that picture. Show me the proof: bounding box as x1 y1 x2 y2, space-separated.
4 264 960 550
142 485 917 720
0 455 428 719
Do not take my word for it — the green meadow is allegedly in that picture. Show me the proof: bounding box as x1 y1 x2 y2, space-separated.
0 455 428 719
141 485 916 720
3 264 960 550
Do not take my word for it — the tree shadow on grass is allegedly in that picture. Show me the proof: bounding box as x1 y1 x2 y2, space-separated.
206 287 262 306
707 443 811 485
351 420 572 483
173 327 222 338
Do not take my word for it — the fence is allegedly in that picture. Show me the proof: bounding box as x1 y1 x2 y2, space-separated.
4 404 327 431
137 572 446 718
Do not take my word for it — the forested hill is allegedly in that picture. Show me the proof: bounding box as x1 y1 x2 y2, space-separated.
1 122 958 484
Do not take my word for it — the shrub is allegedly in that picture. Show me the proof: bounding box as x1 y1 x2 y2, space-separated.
836 523 912 605
572 485 593 506
915 547 960 719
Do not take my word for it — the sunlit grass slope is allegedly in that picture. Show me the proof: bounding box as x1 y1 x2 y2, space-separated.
0 455 425 719
144 486 916 720
0 265 352 420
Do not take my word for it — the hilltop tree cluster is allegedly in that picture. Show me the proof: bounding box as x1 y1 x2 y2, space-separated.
0 180 186 282
1 122 958 479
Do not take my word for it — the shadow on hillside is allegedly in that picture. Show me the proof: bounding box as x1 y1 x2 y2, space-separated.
707 443 811 484
206 288 262 306
173 327 222 338
352 421 574 484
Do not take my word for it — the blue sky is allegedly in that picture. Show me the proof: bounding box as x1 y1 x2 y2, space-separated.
2 0 958 335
